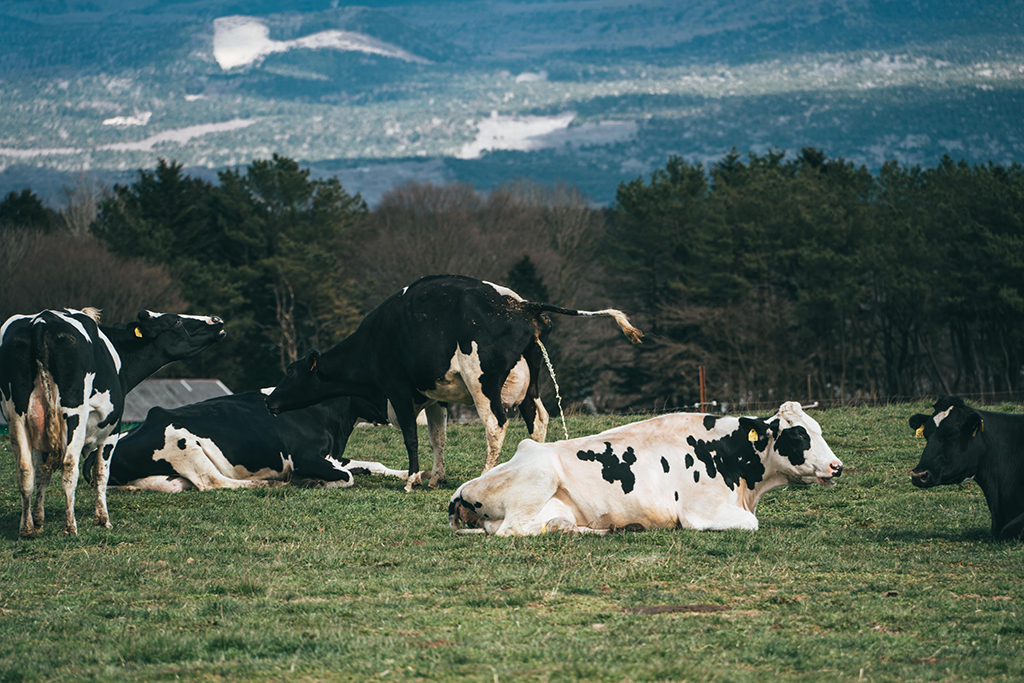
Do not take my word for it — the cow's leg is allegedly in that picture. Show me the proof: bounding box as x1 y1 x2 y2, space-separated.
467 370 511 472
9 415 38 537
291 454 358 489
344 460 410 481
520 342 549 443
92 436 116 529
388 397 423 492
61 413 89 535
997 512 1024 540
683 505 759 531
424 402 447 488
161 435 282 491
530 497 612 535
31 450 52 530
474 398 508 473
119 476 196 493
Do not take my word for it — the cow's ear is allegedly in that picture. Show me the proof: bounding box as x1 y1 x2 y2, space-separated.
739 417 769 443
963 412 984 438
909 413 929 438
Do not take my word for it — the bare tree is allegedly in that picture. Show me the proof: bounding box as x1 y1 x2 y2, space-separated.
270 273 299 372
1 232 185 323
58 173 108 238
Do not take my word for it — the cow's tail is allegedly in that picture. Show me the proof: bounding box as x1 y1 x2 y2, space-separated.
529 303 643 344
32 326 65 468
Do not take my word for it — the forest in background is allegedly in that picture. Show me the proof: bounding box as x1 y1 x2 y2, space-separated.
1 149 1022 413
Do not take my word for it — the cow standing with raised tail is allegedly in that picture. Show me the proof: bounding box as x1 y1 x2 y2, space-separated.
266 275 643 491
0 309 225 537
909 396 1024 540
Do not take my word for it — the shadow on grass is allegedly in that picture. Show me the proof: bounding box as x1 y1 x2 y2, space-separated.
873 525 998 543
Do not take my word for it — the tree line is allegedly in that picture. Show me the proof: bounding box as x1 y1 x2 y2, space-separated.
2 149 1022 411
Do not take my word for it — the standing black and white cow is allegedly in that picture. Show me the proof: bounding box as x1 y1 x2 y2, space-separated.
449 402 843 536
909 396 1024 540
266 275 643 490
0 308 224 536
84 390 407 492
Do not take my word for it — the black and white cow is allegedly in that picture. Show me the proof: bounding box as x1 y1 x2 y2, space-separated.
909 396 1024 540
266 275 643 491
0 308 224 537
449 402 843 536
84 390 407 492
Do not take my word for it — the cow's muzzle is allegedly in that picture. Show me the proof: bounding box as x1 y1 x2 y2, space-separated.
910 469 933 488
815 461 843 486
265 397 282 415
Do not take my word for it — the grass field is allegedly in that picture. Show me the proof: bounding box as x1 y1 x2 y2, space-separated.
0 403 1022 682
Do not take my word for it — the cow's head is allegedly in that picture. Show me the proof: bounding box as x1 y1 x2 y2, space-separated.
448 481 503 534
909 396 984 488
133 310 225 360
767 401 843 485
266 349 322 415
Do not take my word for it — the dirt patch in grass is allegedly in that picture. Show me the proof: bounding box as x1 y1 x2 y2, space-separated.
623 604 729 615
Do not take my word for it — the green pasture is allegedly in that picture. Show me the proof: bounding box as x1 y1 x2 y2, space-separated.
0 404 1022 682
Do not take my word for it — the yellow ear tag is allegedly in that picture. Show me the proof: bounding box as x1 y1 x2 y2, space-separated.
310 357 317 371
915 426 924 439
973 420 984 437
134 326 143 338
748 429 758 442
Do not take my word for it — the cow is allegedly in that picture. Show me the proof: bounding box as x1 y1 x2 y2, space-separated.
448 401 843 536
909 396 1024 540
266 275 643 491
83 390 407 492
0 308 224 537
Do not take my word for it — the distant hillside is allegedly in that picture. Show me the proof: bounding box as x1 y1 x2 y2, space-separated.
1 0 1021 204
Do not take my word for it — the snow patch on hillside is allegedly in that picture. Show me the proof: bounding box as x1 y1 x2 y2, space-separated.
0 147 80 159
458 111 637 159
213 16 430 71
515 70 548 83
103 112 152 127
99 119 258 152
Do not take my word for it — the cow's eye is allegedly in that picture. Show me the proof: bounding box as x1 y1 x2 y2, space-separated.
174 319 182 328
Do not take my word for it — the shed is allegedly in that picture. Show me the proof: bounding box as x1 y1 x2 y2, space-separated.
0 378 232 426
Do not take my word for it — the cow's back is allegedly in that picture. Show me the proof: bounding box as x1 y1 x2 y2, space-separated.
109 393 291 484
367 276 537 393
543 413 747 529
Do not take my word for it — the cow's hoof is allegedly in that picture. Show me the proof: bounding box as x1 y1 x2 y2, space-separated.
404 471 424 492
19 526 36 538
428 476 447 489
62 526 78 536
541 517 577 534
94 518 113 529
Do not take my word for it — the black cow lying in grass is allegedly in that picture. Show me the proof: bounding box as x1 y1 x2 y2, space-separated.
85 390 407 492
266 275 643 491
909 396 1024 540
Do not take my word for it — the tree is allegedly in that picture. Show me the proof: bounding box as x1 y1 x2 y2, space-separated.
92 155 368 389
0 189 60 233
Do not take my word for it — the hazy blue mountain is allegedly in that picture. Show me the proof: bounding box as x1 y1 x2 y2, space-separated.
1 0 1021 204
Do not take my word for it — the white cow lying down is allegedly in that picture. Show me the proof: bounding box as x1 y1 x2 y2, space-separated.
448 402 843 536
